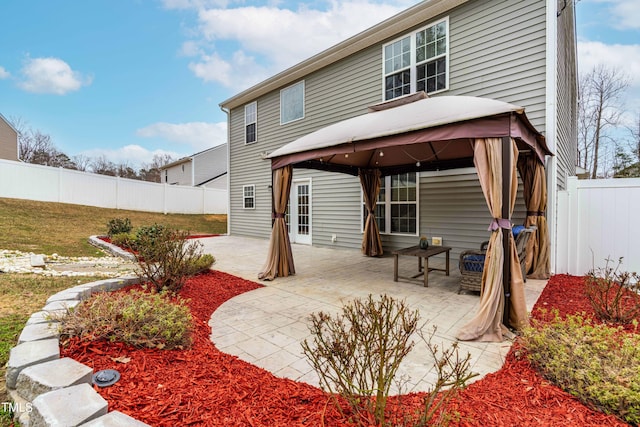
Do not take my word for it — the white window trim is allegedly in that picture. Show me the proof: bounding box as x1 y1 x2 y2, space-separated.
280 80 305 125
242 184 256 210
244 101 257 145
361 173 420 236
381 16 449 100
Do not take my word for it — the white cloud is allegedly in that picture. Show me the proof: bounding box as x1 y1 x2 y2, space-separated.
18 57 92 95
602 0 640 30
136 121 227 152
0 66 10 79
79 145 180 168
178 1 410 90
578 41 640 88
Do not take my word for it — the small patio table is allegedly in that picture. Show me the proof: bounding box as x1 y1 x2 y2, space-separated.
392 245 451 287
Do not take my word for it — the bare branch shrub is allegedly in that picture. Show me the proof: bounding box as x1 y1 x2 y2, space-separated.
302 294 476 426
134 228 214 292
585 257 640 324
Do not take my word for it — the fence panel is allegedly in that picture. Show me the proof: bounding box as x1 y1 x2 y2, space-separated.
59 168 117 208
558 177 640 276
0 159 227 214
0 160 60 202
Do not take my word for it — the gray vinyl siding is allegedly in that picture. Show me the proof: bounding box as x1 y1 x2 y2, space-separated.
447 0 547 132
418 168 526 262
193 144 227 187
228 0 546 256
555 0 578 190
165 161 193 186
0 116 18 161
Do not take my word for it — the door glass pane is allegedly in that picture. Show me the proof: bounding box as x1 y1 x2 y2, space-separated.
297 184 309 235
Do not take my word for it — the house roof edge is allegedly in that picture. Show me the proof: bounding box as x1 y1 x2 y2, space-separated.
219 0 468 110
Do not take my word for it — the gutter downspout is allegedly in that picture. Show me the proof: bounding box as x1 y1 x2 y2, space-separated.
220 105 231 234
545 0 559 275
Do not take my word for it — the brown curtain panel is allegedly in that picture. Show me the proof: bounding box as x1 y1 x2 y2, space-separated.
258 165 296 280
517 155 551 279
359 168 384 256
457 138 528 342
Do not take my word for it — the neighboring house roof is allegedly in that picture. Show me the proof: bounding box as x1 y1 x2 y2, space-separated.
197 171 227 187
219 0 467 110
160 143 227 170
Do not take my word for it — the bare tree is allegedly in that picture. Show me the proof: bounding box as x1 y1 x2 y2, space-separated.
91 155 117 176
578 65 630 179
72 154 92 171
116 162 139 180
629 112 640 162
139 153 175 183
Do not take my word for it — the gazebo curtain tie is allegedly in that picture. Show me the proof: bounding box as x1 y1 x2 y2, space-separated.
488 218 511 231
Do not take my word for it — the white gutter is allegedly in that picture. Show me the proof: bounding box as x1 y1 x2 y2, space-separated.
545 0 558 274
220 105 231 234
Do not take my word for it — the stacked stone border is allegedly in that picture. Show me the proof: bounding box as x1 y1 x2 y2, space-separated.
88 235 136 262
5 276 150 427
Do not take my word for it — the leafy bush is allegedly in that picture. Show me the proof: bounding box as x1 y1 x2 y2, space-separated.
110 232 137 250
521 311 640 425
135 228 215 292
135 223 167 250
585 258 640 324
106 217 132 237
59 289 193 349
302 294 475 426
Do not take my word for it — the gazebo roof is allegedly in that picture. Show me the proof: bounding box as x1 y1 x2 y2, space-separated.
267 95 551 176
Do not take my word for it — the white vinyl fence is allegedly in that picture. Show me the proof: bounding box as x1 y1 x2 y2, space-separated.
0 159 227 214
556 176 640 276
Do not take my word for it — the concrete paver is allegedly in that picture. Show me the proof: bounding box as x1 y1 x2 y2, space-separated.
200 235 547 394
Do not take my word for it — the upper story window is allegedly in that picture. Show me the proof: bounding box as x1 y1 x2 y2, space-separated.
245 102 257 144
383 18 448 100
280 81 305 124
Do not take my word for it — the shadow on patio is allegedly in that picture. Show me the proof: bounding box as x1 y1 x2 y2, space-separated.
199 235 547 394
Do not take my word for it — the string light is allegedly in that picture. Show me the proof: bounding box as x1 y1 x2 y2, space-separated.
416 161 421 167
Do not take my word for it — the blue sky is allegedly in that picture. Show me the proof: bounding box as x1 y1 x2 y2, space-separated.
1 0 638 167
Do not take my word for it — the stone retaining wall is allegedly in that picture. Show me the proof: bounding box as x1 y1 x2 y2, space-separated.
5 276 150 427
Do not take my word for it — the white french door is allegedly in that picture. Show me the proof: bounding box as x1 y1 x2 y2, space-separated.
288 179 312 245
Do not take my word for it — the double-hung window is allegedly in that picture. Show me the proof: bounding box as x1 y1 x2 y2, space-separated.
363 172 418 235
243 185 255 209
245 102 257 144
280 81 305 124
383 18 448 100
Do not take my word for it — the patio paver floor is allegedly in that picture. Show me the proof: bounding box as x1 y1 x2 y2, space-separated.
200 235 547 394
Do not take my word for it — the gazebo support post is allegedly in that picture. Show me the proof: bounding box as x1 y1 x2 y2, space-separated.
501 135 512 329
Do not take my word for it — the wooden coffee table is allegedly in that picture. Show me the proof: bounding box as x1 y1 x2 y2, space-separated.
392 245 451 287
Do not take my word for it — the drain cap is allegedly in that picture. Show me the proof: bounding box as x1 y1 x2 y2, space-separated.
92 369 120 387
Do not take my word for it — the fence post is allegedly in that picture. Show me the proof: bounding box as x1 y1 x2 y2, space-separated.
566 176 579 275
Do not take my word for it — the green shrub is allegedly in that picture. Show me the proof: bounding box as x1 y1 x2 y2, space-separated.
521 311 640 425
110 232 137 250
106 217 132 237
302 294 475 427
585 257 640 324
59 289 193 349
134 228 215 292
135 223 167 251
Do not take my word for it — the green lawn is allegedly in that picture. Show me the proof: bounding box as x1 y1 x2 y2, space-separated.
0 197 226 425
0 197 226 257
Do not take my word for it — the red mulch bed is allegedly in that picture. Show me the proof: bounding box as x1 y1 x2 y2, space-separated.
61 272 630 426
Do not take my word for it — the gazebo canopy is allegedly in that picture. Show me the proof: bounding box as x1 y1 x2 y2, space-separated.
261 94 553 342
267 94 551 175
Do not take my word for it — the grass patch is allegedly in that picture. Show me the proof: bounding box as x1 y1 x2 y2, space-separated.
0 197 226 257
0 274 100 426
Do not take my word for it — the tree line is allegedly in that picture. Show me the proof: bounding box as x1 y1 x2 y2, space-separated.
578 64 640 179
8 116 175 183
